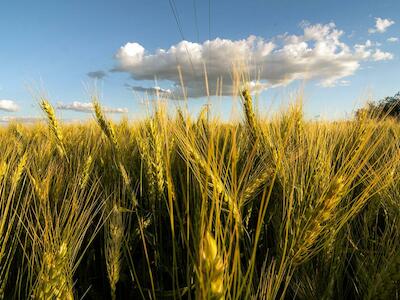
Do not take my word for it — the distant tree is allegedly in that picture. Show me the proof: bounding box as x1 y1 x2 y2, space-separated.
355 91 400 120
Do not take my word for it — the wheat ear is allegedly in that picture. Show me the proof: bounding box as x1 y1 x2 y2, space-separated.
0 161 7 183
293 176 346 264
149 118 165 197
35 242 74 300
241 89 261 142
242 167 272 203
80 155 93 189
40 99 67 159
106 204 124 300
185 142 241 224
11 153 28 186
93 99 119 150
201 231 225 299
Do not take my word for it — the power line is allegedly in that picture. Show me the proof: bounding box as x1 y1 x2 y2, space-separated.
205 0 211 68
167 0 198 93
168 0 185 42
192 0 200 42
208 0 211 41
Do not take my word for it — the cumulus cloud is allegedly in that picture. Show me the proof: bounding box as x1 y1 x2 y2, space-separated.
0 99 19 112
369 17 395 33
56 101 128 113
114 22 393 97
387 37 399 42
372 49 394 61
87 70 107 79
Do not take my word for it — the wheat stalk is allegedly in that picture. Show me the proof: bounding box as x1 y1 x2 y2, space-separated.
28 172 50 206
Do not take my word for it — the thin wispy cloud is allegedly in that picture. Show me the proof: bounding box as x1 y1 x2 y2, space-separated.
0 99 19 112
387 37 399 42
114 22 393 98
338 80 350 87
57 101 128 113
87 70 107 79
369 17 395 33
125 84 172 95
0 116 43 123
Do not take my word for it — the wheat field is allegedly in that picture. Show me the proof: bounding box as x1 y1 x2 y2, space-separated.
0 90 399 299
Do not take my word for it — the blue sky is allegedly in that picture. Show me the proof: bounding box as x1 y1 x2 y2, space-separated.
0 0 399 122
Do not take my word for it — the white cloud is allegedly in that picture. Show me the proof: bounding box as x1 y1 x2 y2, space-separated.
114 23 392 96
125 84 172 95
372 49 394 61
0 116 42 123
369 17 395 33
0 99 19 112
338 80 350 86
56 101 128 113
387 37 399 42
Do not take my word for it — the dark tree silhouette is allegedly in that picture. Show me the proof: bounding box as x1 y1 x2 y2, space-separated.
356 91 400 120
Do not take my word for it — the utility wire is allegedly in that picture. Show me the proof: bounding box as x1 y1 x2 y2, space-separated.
192 0 200 42
167 0 199 95
168 0 185 42
208 0 211 41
